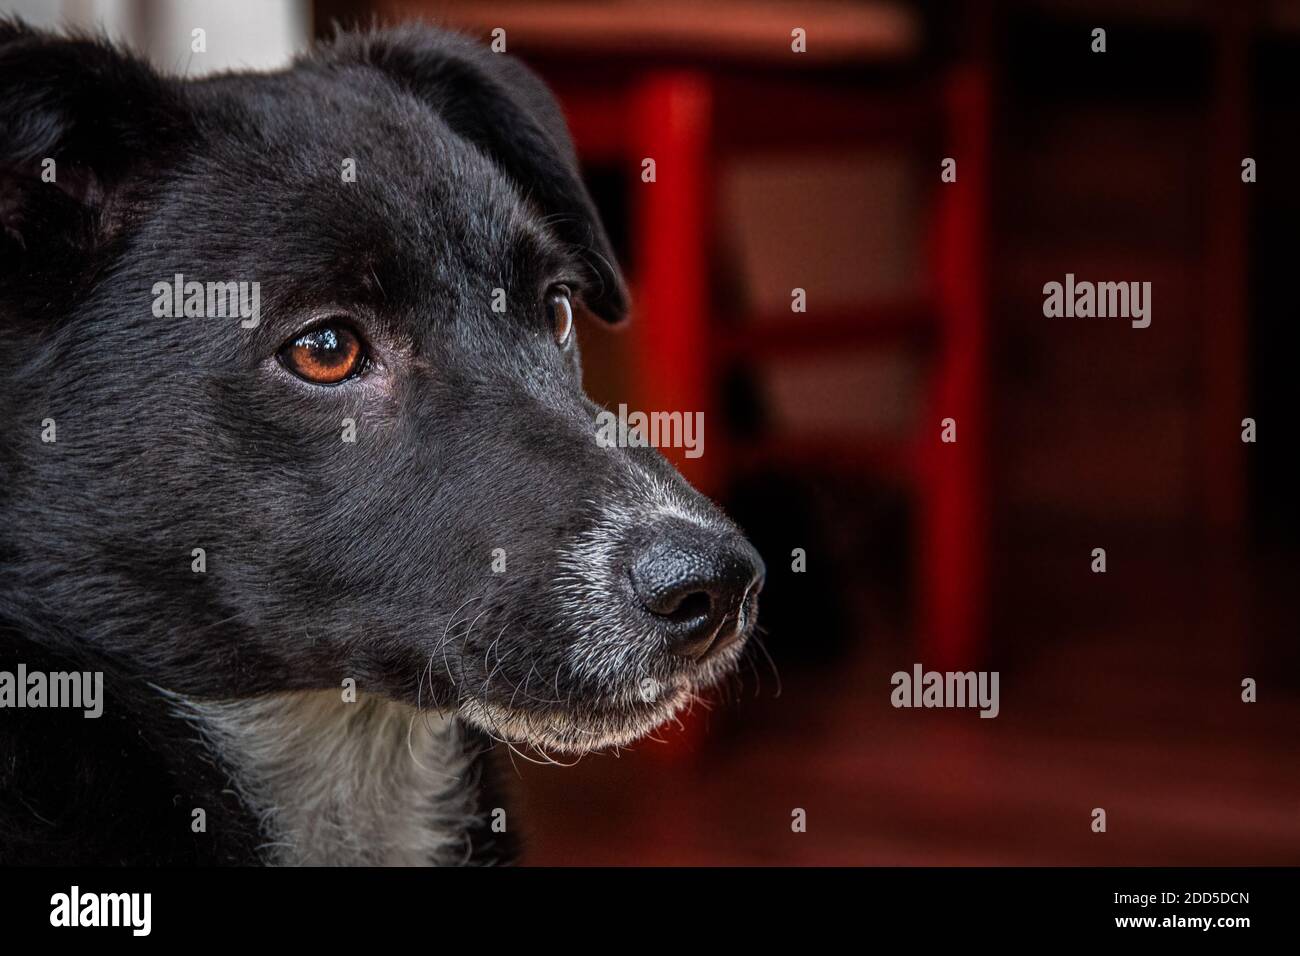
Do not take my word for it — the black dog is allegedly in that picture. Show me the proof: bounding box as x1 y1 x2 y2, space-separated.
0 20 764 866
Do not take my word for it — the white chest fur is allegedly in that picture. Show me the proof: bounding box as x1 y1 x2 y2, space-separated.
179 690 478 866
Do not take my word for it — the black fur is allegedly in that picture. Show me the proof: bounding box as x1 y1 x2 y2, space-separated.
0 20 758 865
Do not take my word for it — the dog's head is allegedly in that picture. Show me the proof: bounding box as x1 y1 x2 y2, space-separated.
0 22 763 754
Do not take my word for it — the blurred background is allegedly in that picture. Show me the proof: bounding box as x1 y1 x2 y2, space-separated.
9 0 1297 864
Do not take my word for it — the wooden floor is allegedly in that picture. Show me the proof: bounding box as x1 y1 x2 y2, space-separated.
510 549 1300 866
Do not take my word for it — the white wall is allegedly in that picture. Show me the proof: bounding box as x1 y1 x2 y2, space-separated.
0 0 310 74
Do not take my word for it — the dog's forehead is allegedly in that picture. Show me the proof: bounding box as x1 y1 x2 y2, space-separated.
168 68 567 318
194 66 514 203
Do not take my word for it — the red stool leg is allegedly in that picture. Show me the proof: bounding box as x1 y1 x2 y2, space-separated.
923 64 990 671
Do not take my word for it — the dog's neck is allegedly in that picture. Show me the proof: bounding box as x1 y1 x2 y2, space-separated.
179 691 482 866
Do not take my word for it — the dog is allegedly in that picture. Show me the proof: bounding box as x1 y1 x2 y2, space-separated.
0 20 764 865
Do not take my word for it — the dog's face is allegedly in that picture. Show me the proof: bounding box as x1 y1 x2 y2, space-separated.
0 24 763 753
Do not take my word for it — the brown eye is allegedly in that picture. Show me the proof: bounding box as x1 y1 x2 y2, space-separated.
279 322 365 385
547 287 573 346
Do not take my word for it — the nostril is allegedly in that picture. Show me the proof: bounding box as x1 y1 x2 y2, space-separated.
659 589 712 625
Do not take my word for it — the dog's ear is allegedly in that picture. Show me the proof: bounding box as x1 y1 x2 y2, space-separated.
0 20 187 263
324 25 630 324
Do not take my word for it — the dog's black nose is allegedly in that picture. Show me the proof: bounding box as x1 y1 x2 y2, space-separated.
629 521 765 661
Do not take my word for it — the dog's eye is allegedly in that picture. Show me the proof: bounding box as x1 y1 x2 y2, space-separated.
278 322 365 385
546 286 573 347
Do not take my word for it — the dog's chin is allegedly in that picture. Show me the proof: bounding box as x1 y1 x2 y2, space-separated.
454 635 750 755
457 683 694 755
